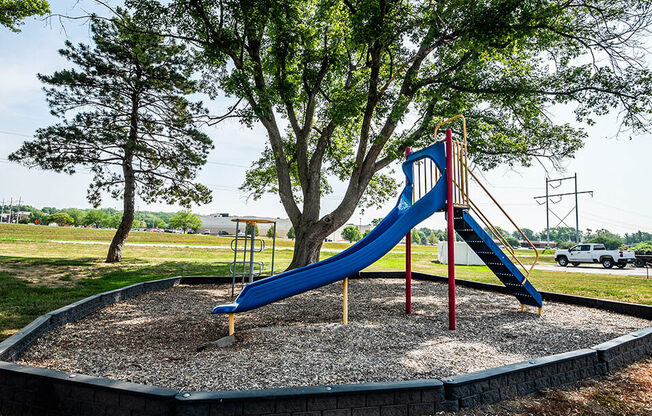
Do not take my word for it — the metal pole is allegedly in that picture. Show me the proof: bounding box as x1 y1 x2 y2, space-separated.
574 173 580 243
271 222 276 276
545 177 550 248
8 198 13 224
231 220 240 298
241 224 248 286
445 129 456 330
343 277 348 325
405 147 412 314
249 222 255 284
1 199 4 223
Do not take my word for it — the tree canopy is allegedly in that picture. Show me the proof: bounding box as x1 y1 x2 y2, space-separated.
0 0 49 32
46 212 73 226
169 210 202 232
9 11 213 262
342 225 362 243
128 0 652 268
266 224 278 238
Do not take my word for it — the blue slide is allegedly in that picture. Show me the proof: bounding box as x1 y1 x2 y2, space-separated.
212 142 448 314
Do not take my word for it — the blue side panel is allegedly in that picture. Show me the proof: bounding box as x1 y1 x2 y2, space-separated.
213 142 448 314
458 211 543 307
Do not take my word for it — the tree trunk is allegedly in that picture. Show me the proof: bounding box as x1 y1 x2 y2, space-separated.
106 164 135 263
287 223 330 270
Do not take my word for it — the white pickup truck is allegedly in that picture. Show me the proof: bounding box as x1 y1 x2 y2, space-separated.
555 243 636 269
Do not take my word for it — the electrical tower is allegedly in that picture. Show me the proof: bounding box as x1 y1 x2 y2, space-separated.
534 174 593 247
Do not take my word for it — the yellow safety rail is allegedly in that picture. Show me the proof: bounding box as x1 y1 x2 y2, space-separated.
431 115 539 280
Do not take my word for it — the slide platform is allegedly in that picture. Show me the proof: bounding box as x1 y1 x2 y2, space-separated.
213 142 448 314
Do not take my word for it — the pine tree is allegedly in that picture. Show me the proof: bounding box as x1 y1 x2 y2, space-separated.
10 11 213 262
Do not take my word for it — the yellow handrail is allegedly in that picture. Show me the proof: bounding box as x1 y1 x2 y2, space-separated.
431 114 539 279
465 169 539 279
412 114 539 279
433 115 469 207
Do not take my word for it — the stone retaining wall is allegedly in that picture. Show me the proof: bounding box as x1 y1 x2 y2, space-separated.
0 273 650 415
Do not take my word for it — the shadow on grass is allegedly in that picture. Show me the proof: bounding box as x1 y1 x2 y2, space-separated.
0 261 231 341
0 256 99 267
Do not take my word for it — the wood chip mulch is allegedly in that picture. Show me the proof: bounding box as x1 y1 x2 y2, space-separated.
17 279 650 392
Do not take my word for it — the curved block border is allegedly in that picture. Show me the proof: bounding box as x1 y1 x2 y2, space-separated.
0 272 649 416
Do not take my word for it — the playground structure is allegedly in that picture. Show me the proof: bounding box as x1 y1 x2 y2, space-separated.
229 217 277 297
214 115 543 335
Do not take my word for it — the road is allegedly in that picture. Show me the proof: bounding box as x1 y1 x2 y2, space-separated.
534 263 650 277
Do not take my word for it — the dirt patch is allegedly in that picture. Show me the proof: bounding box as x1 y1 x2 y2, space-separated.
451 358 652 415
0 262 95 287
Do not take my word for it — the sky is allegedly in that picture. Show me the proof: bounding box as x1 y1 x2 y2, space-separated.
1 1 651 237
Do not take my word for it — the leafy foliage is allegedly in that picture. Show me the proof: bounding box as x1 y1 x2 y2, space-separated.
0 0 49 32
9 11 213 262
342 226 362 243
631 242 652 255
557 241 575 250
266 225 278 238
287 226 295 240
169 210 202 233
512 228 536 241
625 231 652 245
586 228 624 250
505 236 521 249
46 212 73 226
245 223 259 236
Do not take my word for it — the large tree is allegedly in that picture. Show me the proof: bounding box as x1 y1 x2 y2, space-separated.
169 210 202 233
130 0 651 268
10 11 213 262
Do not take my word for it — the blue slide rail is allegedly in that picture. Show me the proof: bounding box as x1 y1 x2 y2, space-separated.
213 142 448 314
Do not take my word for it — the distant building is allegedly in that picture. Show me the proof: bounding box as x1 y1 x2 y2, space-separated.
0 211 31 223
199 214 293 238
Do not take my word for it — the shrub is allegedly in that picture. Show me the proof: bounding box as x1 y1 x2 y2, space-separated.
505 236 520 249
557 241 575 250
631 242 652 255
589 235 622 250
47 212 74 226
342 226 362 243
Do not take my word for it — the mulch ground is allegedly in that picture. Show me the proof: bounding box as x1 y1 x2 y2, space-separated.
17 278 649 393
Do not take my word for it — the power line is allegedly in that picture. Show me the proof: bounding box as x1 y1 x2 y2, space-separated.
0 130 32 138
591 200 652 221
534 173 593 246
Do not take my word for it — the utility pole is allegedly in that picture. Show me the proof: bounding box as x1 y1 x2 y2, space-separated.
535 174 593 246
8 198 13 224
574 174 579 245
545 177 550 247
17 197 22 222
0 199 4 223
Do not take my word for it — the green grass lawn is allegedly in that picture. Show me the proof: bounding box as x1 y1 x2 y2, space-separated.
0 224 649 341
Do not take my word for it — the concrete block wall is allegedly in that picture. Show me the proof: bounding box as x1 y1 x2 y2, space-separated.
175 381 445 416
442 349 601 410
0 273 650 415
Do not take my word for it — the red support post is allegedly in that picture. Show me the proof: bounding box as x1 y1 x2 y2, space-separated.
405 147 412 314
445 129 456 330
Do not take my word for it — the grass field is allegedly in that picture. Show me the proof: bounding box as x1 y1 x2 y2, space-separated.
1 223 650 341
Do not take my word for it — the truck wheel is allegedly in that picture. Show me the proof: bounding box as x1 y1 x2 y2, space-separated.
572 262 580 267
557 257 568 267
635 258 645 267
601 258 614 269
616 263 626 269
